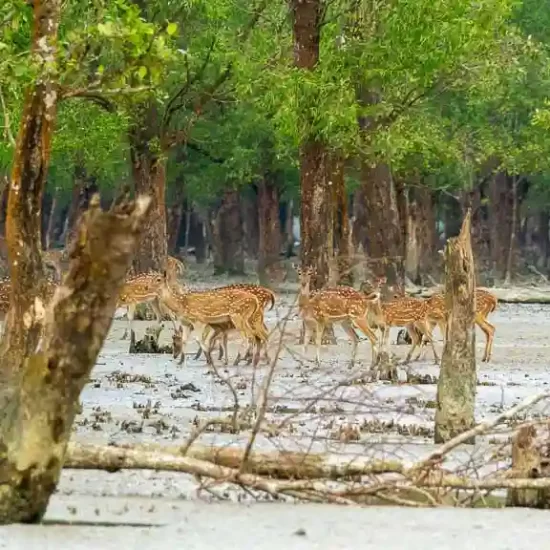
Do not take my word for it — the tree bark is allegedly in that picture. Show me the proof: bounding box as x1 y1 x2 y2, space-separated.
0 0 61 385
506 424 550 508
128 102 167 274
212 189 244 275
539 211 549 272
354 160 404 291
258 175 281 285
332 153 352 285
0 194 150 524
0 0 149 523
503 176 519 286
489 170 513 277
44 187 58 250
434 211 476 444
189 211 206 263
292 0 334 291
242 191 259 260
355 86 404 291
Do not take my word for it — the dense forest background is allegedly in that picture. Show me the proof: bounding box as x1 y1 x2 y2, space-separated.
2 0 550 289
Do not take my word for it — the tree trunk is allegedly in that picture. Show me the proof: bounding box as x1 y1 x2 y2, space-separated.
405 185 436 285
283 200 295 258
292 0 334 291
0 0 148 524
0 175 9 238
506 424 550 508
242 191 259 260
354 84 404 292
354 161 404 291
213 189 244 275
258 175 281 285
190 211 206 263
0 194 150 524
434 211 476 444
503 176 519 286
128 103 167 274
45 187 58 250
489 171 513 277
539 211 549 272
332 153 352 285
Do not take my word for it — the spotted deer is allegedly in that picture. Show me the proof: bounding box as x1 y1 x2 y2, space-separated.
193 283 275 365
416 288 497 362
361 277 439 364
159 275 268 367
118 256 184 339
295 267 380 365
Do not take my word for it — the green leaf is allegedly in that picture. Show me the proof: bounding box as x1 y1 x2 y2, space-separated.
166 22 177 36
137 66 147 79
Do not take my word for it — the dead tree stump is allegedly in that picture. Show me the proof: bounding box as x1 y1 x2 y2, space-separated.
434 210 476 444
506 424 550 508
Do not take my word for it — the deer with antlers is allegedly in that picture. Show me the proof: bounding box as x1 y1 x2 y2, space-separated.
159 275 268 368
190 283 275 366
118 256 185 340
360 276 439 364
296 265 380 365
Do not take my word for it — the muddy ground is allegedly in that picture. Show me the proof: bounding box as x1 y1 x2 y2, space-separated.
3 281 550 547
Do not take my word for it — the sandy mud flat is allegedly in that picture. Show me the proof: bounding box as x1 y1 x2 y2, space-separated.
2 299 550 548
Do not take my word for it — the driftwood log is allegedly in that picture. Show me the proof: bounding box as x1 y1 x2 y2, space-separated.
434 210 477 444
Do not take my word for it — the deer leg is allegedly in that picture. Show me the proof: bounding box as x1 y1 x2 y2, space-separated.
476 313 495 362
352 317 378 366
152 298 175 331
122 304 135 340
314 321 324 366
194 325 211 360
414 319 439 364
177 323 193 367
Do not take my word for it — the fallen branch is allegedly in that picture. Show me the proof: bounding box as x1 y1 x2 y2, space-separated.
63 442 550 497
414 390 550 472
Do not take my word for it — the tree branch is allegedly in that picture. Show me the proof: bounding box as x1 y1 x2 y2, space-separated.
0 85 15 147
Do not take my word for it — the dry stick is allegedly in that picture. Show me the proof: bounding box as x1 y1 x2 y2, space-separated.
413 389 550 473
239 306 292 473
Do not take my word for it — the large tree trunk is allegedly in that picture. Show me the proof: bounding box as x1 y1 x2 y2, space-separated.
292 0 334 290
213 189 244 275
258 175 281 285
0 194 150 524
434 211 476 444
242 191 259 260
189 211 207 264
332 153 352 285
128 103 167 274
489 170 513 277
355 86 404 292
354 161 404 291
0 0 149 523
503 176 519 286
405 185 436 285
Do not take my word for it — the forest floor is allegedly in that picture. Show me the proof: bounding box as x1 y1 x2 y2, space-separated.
3 269 550 548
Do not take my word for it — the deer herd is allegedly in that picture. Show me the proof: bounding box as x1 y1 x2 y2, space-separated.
0 250 498 369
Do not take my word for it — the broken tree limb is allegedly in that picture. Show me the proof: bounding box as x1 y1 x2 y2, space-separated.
416 390 550 472
63 442 550 495
506 422 550 508
66 442 406 479
434 210 477 444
